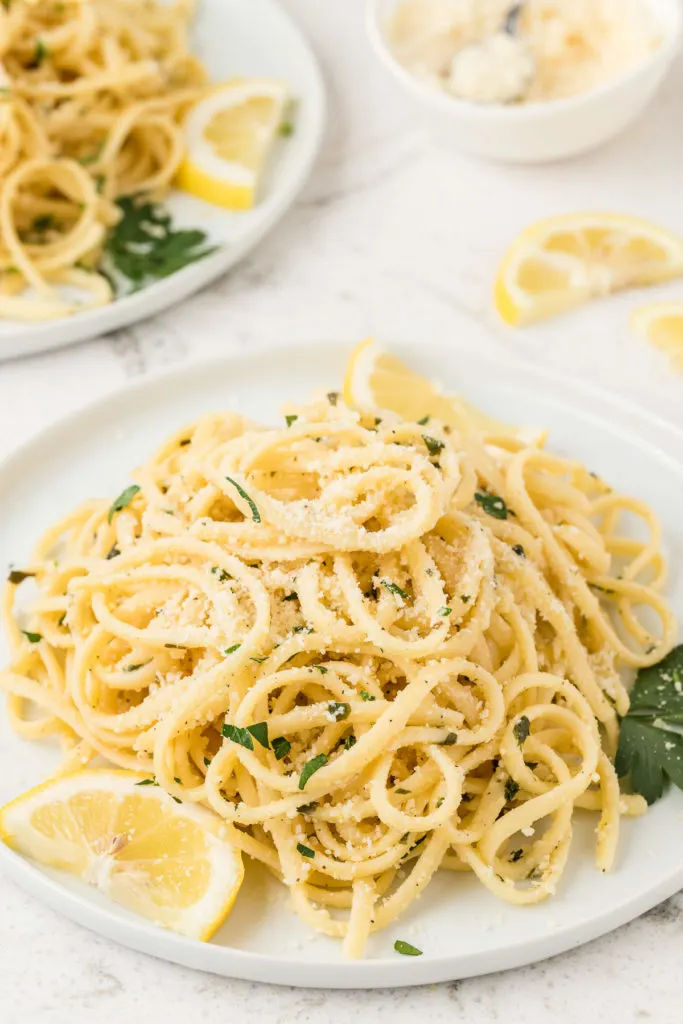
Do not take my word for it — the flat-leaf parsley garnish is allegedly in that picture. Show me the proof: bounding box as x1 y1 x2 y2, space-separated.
222 724 254 751
394 939 423 956
297 842 315 858
328 702 350 721
422 435 445 456
380 579 409 600
247 722 269 749
475 490 508 520
360 690 376 702
225 477 261 524
504 778 520 801
616 644 683 804
102 197 217 295
22 630 42 643
513 715 531 746
299 753 328 790
272 737 291 760
437 606 452 617
285 414 298 427
108 484 140 522
225 644 241 655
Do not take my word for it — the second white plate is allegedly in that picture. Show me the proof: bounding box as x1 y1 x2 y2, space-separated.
0 0 326 361
1 342 683 988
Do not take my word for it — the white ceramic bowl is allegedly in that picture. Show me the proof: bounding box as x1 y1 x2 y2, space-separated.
367 0 683 163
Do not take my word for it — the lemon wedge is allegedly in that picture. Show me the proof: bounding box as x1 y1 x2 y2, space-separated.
494 213 683 327
176 78 291 211
0 770 244 940
343 338 545 443
631 301 683 371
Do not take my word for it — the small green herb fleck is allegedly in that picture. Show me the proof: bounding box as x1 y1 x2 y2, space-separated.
475 491 508 520
285 414 298 427
380 579 409 600
106 545 120 560
417 415 430 425
504 778 520 801
422 435 445 456
395 788 410 795
328 702 350 721
299 753 328 790
247 722 269 749
438 606 452 617
394 940 423 957
135 778 159 787
222 724 254 751
297 842 315 858
279 120 295 136
108 484 140 523
442 732 458 746
33 39 48 66
272 737 291 761
311 664 328 675
58 613 67 627
211 566 230 582
203 757 212 767
225 476 261 523
514 716 531 746
461 595 471 604
124 663 146 673
250 656 267 664
343 733 356 750
360 690 376 702
224 644 241 655
22 630 42 643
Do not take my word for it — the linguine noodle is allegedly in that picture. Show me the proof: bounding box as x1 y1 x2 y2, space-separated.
0 0 206 321
1 386 676 956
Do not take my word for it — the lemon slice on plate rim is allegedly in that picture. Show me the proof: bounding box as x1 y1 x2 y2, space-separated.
0 769 244 940
343 337 546 444
176 78 291 211
494 213 683 327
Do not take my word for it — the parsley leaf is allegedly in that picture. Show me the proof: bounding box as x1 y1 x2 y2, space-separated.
247 722 269 749
417 415 430 425
299 753 328 790
225 476 261 523
102 197 217 294
285 414 298 427
22 630 42 643
272 737 291 760
296 842 315 858
437 606 452 617
224 644 241 655
475 491 508 520
360 690 376 702
504 778 520 801
380 579 409 600
616 645 683 803
222 724 254 751
394 939 422 956
513 716 531 746
108 484 140 522
328 702 350 721
422 435 445 456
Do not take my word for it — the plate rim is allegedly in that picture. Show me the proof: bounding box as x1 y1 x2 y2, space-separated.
2 340 683 989
0 0 327 362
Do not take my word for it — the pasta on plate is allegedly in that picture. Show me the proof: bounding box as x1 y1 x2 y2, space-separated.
1 382 676 956
0 0 206 321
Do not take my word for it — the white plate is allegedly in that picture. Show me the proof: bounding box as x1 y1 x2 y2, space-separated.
0 0 325 362
1 342 683 989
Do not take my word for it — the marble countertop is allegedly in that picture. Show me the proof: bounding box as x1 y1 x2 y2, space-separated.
2 2 683 1021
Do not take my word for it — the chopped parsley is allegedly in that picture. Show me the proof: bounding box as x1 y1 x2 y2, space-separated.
422 435 445 457
437 606 452 617
106 545 120 560
394 939 423 957
108 484 140 522
222 724 254 750
285 414 298 427
441 732 458 746
417 415 430 425
343 733 357 750
615 644 683 803
211 566 230 582
504 778 520 802
272 737 291 761
512 544 526 557
328 702 350 721
380 579 409 600
475 490 508 520
247 722 269 749
135 778 159 787
203 757 212 767
224 644 241 655
250 656 267 664
461 595 471 604
32 39 48 67
311 665 328 675
513 715 531 746
299 753 328 790
279 120 295 136
360 690 376 702
22 630 42 643
225 477 261 523
296 842 315 858
124 663 146 673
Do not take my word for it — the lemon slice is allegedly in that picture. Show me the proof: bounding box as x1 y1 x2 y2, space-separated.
631 301 683 371
176 78 291 211
0 770 244 940
494 213 683 327
343 338 545 443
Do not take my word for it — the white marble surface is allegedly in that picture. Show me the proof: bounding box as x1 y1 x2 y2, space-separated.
2 2 683 1021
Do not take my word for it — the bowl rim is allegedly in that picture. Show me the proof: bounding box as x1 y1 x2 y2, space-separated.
366 0 683 120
